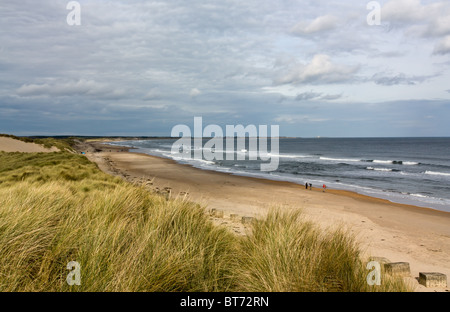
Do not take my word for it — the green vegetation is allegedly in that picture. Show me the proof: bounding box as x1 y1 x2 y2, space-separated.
33 137 76 151
235 209 411 291
0 149 412 292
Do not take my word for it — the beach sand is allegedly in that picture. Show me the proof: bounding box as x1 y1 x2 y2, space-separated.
0 137 59 153
81 141 450 292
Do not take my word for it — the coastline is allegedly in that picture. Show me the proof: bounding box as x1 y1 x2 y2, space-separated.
103 138 450 214
80 141 450 291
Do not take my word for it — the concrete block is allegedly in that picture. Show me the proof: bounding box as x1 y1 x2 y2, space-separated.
419 272 447 288
210 209 224 218
241 216 255 224
384 262 410 277
230 214 239 221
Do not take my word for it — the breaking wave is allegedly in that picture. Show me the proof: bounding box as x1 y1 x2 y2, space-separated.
425 171 450 177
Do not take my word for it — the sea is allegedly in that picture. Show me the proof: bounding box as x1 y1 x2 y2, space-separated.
108 137 450 213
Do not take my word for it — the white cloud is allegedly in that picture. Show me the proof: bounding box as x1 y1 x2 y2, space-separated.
427 16 450 37
382 0 450 38
275 54 358 85
189 88 202 98
382 0 428 23
291 14 339 35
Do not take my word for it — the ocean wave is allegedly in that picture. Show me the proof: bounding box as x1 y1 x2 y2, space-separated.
273 153 310 159
319 157 421 166
425 171 450 177
192 159 216 165
366 167 401 172
410 193 428 198
366 167 391 172
364 159 421 165
401 161 420 165
165 153 216 166
320 157 361 162
399 171 416 176
373 160 394 164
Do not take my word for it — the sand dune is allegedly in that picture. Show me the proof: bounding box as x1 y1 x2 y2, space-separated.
0 137 59 153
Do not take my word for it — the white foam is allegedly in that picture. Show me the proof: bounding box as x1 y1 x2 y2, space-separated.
320 157 361 162
403 161 419 165
411 193 428 198
366 167 393 172
425 171 450 177
373 160 393 164
270 153 309 159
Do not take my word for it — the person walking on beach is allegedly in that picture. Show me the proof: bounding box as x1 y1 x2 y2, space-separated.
309 183 312 190
323 184 326 192
305 182 308 190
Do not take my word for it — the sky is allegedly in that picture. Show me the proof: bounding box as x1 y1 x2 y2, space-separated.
1 0 450 137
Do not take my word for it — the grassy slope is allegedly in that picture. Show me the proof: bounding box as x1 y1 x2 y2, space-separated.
0 148 412 291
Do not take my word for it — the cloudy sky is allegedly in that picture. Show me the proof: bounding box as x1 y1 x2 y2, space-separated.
1 0 450 137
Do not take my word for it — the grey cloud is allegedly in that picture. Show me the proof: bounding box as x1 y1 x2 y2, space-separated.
381 0 430 23
274 115 330 124
381 0 450 53
381 0 450 27
1 0 449 136
422 16 450 37
319 93 343 101
16 79 127 99
295 91 322 101
372 51 405 58
143 89 163 101
295 91 343 101
433 36 450 55
371 72 437 86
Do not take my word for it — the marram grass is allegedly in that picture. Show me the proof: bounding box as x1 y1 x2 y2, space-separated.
0 151 412 292
235 209 412 292
0 182 239 291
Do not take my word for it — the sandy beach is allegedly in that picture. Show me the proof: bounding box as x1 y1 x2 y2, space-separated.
79 141 450 292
